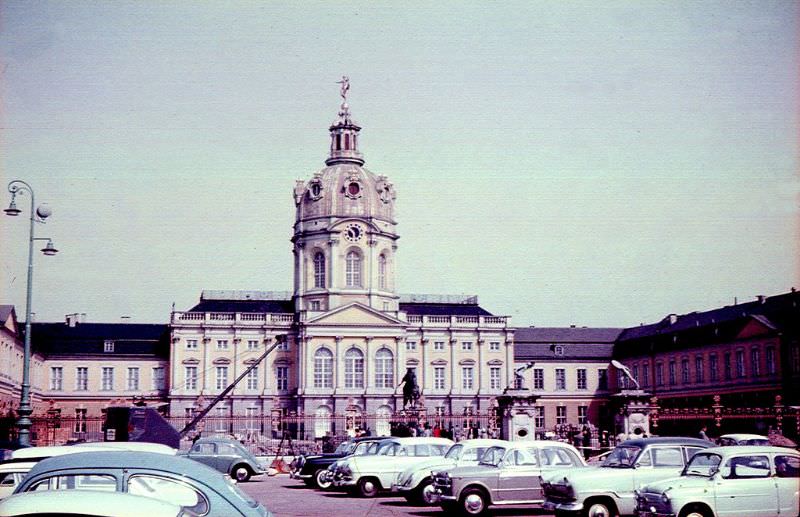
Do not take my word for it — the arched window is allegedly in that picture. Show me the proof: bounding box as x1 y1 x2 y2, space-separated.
346 250 362 287
313 252 326 288
344 348 364 389
314 405 332 438
375 405 392 437
375 348 394 388
313 348 333 388
378 254 387 290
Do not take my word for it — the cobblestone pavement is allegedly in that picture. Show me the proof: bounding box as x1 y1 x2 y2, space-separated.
239 474 554 517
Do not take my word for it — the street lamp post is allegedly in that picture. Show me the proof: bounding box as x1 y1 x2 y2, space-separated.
4 180 58 447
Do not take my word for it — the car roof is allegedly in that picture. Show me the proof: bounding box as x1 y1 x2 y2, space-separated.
11 444 109 460
702 445 800 456
719 433 768 441
0 489 181 517
0 461 36 471
24 451 227 487
76 442 177 455
385 437 454 445
619 436 713 447
455 439 509 447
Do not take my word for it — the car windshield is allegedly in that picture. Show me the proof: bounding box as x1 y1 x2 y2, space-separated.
334 441 352 455
445 444 463 460
479 446 507 466
683 452 722 477
602 446 641 468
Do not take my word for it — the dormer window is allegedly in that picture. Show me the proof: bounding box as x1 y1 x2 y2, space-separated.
104 340 114 353
554 345 564 356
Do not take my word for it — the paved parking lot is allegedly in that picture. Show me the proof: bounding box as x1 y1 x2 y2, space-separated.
239 474 554 517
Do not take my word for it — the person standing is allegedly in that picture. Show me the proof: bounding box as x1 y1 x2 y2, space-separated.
698 425 710 441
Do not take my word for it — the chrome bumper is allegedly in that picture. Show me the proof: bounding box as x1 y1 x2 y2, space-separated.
288 471 312 480
543 500 583 512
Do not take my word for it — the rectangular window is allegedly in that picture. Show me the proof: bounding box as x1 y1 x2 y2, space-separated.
577 368 587 390
245 407 259 431
50 367 63 391
310 300 321 311
276 366 288 391
490 367 501 390
246 367 258 390
406 341 417 351
534 406 545 429
695 356 704 383
104 340 114 353
434 341 445 351
669 360 677 386
461 341 473 351
642 362 650 387
185 366 197 390
382 301 389 311
736 350 745 378
186 339 198 350
533 368 544 390
555 368 566 391
632 365 639 386
434 367 446 390
578 406 588 425
152 367 165 390
126 367 139 391
74 408 87 434
656 363 664 386
598 368 609 390
766 347 776 375
556 406 567 425
681 358 690 384
462 367 474 390
489 341 500 351
709 354 718 382
216 366 228 390
216 340 229 350
724 352 732 380
101 367 114 391
277 338 289 351
76 367 88 391
792 344 800 373
247 340 259 350
215 406 227 432
751 348 761 377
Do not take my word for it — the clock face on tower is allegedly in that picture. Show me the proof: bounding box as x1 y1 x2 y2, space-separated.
344 223 363 242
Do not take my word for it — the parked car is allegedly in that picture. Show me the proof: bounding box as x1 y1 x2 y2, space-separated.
13 450 272 516
332 437 453 497
0 490 185 517
0 462 35 500
431 440 585 515
290 436 386 488
182 436 267 481
717 433 770 446
541 436 713 517
319 438 395 490
391 438 508 505
635 445 800 517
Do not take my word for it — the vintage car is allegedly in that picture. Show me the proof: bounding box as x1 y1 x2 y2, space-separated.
0 490 186 517
0 461 35 500
13 450 273 517
289 436 387 488
716 433 770 446
332 436 453 497
319 438 395 490
391 438 508 505
635 445 799 517
541 436 713 517
182 436 267 481
431 440 585 515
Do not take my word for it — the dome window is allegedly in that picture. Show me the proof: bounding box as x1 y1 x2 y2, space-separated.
348 182 360 196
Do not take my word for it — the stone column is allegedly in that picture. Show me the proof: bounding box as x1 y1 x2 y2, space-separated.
232 337 241 398
328 238 339 298
421 337 429 394
450 337 458 396
395 337 404 395
334 336 343 393
170 336 179 395
477 339 485 396
202 336 211 394
364 336 373 393
262 336 272 396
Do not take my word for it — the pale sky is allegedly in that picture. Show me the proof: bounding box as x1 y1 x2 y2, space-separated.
1 1 797 327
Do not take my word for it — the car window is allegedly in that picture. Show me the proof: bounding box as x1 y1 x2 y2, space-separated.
743 439 770 446
721 455 771 479
192 443 215 455
0 472 17 487
415 444 431 456
377 442 398 455
128 474 209 516
28 474 116 492
542 447 581 466
462 447 488 462
652 447 683 467
445 444 463 460
481 447 506 466
432 444 449 455
603 446 641 467
775 455 800 478
717 437 736 446
217 444 239 456
684 452 722 477
514 448 538 466
684 447 704 462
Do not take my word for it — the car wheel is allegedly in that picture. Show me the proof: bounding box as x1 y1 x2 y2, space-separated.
357 477 379 498
584 499 617 517
460 487 489 516
680 507 712 517
232 464 252 482
315 469 332 490
411 478 436 506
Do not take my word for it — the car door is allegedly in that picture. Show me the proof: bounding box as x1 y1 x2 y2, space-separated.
215 443 240 474
188 442 218 471
714 454 776 517
497 448 542 503
633 446 685 489
773 453 800 517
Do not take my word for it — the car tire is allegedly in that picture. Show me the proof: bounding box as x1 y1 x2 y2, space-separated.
232 464 252 482
680 507 712 517
584 499 617 517
357 477 380 498
410 478 436 506
315 469 332 490
459 487 490 516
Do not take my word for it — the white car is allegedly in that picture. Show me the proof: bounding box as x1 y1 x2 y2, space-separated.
0 462 35 500
391 438 508 505
635 446 799 517
0 490 185 517
332 436 453 497
717 433 770 446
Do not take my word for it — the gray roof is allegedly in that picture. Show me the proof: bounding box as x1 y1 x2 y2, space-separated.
0 305 15 322
512 327 620 361
29 322 169 357
514 342 615 360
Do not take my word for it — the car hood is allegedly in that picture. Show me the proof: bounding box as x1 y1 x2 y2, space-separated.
640 475 712 494
443 464 499 478
543 465 626 484
403 457 454 476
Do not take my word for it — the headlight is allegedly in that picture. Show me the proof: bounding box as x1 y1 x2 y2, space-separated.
661 493 670 504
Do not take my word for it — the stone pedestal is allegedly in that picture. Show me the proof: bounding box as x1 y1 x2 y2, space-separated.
496 390 540 441
611 389 651 439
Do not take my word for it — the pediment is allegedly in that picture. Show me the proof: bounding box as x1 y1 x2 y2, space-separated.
487 359 504 366
458 359 476 366
306 302 405 327
431 359 448 366
736 315 777 340
1 307 18 336
182 358 200 365
406 358 420 367
212 358 231 365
